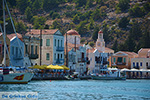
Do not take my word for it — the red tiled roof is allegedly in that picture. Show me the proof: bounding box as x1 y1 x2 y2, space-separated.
26 29 58 35
7 33 23 41
98 30 103 34
121 51 138 56
64 29 80 36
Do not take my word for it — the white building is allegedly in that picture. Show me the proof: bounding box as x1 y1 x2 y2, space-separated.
86 30 113 74
68 46 86 74
26 29 64 65
65 29 87 74
131 48 150 77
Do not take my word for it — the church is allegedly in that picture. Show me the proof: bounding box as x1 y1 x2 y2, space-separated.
86 30 114 74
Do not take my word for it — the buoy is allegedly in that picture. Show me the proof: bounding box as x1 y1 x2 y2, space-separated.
50 80 51 82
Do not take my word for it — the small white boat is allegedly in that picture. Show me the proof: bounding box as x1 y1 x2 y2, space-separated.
91 68 126 80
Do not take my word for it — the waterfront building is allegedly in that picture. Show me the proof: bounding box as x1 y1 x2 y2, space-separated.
131 48 150 77
64 29 80 45
111 51 138 69
68 46 86 74
7 33 28 67
25 29 64 65
23 34 40 65
86 30 113 74
65 30 87 74
0 33 10 66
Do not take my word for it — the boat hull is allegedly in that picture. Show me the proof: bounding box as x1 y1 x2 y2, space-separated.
0 72 34 84
91 76 126 80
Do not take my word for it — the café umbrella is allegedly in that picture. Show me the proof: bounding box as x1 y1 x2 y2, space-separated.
46 65 64 69
61 65 70 70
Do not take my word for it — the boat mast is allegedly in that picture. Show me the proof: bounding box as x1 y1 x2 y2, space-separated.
3 0 6 67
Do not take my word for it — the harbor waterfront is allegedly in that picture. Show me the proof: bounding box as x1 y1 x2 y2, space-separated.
0 80 150 100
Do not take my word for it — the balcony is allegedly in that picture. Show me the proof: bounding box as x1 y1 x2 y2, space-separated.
147 66 150 69
13 55 23 60
56 47 64 51
78 58 86 63
29 54 39 59
56 59 64 64
133 66 139 69
116 62 126 65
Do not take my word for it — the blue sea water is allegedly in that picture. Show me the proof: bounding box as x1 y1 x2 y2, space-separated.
0 80 150 100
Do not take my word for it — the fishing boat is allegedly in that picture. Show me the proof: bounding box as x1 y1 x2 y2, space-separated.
91 68 126 80
0 0 34 84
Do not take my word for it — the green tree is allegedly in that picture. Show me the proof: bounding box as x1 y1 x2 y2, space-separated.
16 0 29 13
42 0 59 12
75 0 86 7
15 22 26 34
112 40 118 52
86 0 93 9
50 20 61 29
129 4 145 17
88 18 94 30
32 0 41 12
72 14 80 24
141 29 150 48
95 0 104 6
124 35 136 52
91 8 101 21
25 6 33 22
117 0 130 11
92 25 99 41
76 20 87 35
118 17 129 28
89 41 95 47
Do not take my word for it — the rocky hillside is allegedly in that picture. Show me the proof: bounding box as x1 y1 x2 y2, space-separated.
0 0 150 52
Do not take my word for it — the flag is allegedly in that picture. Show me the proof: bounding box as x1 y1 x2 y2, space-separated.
13 74 24 80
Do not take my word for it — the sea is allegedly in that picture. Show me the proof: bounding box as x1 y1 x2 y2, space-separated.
0 80 150 100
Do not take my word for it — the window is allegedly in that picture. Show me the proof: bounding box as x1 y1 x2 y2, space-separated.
16 47 18 56
46 39 50 46
146 62 148 66
55 39 56 46
133 62 135 67
35 46 37 54
54 53 56 60
58 40 59 47
25 44 28 54
40 39 43 46
12 46 14 55
61 40 62 47
31 45 34 54
140 62 142 66
117 57 122 62
61 54 62 58
46 53 50 60
113 58 116 63
123 58 126 63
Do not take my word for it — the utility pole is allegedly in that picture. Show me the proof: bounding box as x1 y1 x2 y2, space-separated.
40 29 42 65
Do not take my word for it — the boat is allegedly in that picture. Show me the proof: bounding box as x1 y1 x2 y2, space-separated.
91 68 126 80
0 0 34 84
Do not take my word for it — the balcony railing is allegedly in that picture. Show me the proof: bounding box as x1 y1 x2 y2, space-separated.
29 54 39 59
56 59 64 64
133 66 139 69
13 55 23 60
147 66 150 69
78 58 86 62
116 62 126 65
56 47 64 51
